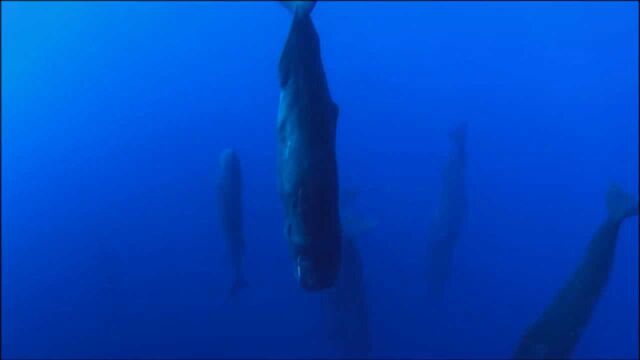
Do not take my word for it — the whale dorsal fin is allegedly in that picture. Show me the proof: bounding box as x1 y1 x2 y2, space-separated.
280 1 317 17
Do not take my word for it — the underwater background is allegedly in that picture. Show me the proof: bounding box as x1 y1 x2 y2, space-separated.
2 1 638 359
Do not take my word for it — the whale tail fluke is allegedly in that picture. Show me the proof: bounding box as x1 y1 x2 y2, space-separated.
449 121 468 145
280 1 317 17
229 278 249 297
607 184 638 221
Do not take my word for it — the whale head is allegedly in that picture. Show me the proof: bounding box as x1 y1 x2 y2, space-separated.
293 247 339 291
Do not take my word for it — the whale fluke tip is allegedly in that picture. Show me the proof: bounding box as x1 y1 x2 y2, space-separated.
280 1 317 17
449 121 468 144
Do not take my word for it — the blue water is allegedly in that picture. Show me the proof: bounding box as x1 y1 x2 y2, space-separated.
2 2 638 359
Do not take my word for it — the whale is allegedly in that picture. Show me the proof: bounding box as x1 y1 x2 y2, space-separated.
217 149 248 296
276 0 342 291
425 122 468 297
513 185 638 359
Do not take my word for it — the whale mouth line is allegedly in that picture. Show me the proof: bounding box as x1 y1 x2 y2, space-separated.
296 255 302 283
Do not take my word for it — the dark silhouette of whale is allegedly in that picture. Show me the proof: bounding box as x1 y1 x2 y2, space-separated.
217 149 248 296
277 0 342 291
425 122 468 297
324 192 374 357
513 185 638 359
324 234 372 358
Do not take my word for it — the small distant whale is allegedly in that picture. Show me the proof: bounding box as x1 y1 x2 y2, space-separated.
425 122 468 297
277 0 342 291
217 149 248 296
513 185 639 359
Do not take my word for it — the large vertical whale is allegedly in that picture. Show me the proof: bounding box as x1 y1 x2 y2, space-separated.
217 149 248 296
277 1 342 291
425 122 468 297
513 185 638 359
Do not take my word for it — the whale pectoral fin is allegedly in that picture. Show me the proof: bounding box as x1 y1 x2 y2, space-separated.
343 215 377 240
280 1 317 17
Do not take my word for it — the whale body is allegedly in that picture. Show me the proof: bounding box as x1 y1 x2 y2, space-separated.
277 1 342 291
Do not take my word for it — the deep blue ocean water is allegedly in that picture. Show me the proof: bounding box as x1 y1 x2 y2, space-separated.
2 2 638 359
